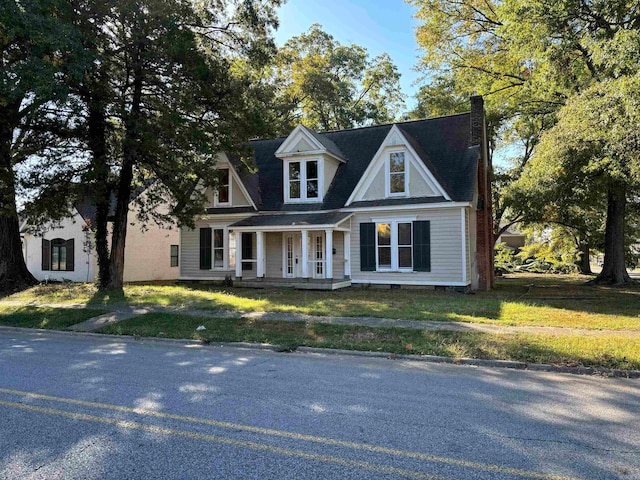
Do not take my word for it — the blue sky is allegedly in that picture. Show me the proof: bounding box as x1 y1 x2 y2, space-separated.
273 0 422 110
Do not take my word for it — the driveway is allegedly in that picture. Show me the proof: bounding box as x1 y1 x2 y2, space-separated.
1 330 639 479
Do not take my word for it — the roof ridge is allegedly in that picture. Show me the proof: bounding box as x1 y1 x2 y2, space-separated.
248 111 471 142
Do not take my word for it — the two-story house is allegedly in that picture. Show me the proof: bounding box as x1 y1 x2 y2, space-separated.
179 96 495 290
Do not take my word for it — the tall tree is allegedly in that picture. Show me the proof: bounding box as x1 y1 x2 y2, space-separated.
275 24 405 131
0 0 85 292
410 0 640 283
72 0 282 290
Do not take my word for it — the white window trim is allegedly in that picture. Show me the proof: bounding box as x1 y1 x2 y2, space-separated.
284 157 324 203
214 167 232 207
374 220 414 273
209 224 232 270
385 149 409 198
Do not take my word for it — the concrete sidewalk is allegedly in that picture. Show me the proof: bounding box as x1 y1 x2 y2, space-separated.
2 300 638 337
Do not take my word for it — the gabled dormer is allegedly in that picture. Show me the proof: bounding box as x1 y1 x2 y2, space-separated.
275 125 346 204
346 125 451 205
205 153 256 209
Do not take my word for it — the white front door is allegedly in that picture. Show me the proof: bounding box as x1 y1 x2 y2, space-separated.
312 233 324 279
283 233 302 278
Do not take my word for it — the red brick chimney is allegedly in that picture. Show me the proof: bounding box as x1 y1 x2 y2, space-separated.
471 96 495 290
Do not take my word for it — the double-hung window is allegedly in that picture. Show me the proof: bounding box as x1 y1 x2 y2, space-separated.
388 151 406 196
287 159 321 202
213 228 224 269
215 168 230 205
375 221 413 271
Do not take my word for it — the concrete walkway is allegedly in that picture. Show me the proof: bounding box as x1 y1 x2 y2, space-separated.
2 300 638 337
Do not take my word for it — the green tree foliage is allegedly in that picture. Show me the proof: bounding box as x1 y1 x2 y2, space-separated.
410 0 640 283
63 0 282 290
0 0 87 292
274 24 406 132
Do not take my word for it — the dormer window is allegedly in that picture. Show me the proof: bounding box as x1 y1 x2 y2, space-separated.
388 151 406 196
215 168 230 205
286 158 322 202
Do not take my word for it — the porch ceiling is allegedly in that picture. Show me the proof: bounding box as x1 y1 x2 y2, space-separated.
230 211 352 230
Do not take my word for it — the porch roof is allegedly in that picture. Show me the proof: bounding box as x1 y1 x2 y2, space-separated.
230 211 352 230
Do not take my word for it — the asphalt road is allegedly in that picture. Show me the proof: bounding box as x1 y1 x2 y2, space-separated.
1 330 639 480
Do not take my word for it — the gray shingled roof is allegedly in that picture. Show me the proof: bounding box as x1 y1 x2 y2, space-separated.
242 113 479 212
231 211 352 228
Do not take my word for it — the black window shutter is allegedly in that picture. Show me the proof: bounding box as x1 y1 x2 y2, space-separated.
359 223 376 271
66 239 75 271
242 233 253 271
200 228 212 269
413 221 431 272
42 239 51 271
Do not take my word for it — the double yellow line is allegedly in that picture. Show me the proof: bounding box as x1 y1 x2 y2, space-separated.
0 388 582 480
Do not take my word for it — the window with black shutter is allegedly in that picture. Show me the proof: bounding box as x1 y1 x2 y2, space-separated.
41 239 51 271
359 223 376 271
200 228 212 269
413 221 431 272
65 238 74 271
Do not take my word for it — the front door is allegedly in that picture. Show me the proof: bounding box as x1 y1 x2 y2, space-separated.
312 233 324 279
283 233 302 278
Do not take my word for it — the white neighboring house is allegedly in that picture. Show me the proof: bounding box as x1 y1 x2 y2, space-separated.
21 187 180 283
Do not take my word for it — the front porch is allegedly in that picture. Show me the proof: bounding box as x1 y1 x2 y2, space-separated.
230 212 353 289
233 277 352 290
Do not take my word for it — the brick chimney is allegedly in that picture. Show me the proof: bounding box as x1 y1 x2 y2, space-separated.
471 95 495 290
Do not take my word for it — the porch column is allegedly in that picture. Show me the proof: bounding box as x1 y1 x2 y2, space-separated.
235 231 242 279
343 231 351 279
325 229 333 279
256 231 265 278
301 229 309 279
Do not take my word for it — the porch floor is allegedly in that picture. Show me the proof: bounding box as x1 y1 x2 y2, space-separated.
234 277 351 290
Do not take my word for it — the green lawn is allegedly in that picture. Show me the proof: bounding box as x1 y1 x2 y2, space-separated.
98 313 640 371
0 305 106 330
3 274 639 330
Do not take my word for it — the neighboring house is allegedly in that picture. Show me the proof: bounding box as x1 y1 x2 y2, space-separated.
180 96 495 290
21 186 180 283
497 225 526 250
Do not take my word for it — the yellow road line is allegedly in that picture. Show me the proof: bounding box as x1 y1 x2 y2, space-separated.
0 399 451 480
0 387 582 480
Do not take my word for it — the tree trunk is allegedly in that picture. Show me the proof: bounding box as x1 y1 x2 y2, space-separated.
105 39 143 290
591 184 631 284
0 104 36 293
87 100 112 289
577 241 592 275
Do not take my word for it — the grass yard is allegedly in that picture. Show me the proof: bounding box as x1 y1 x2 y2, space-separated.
0 305 106 330
3 274 639 330
98 313 640 371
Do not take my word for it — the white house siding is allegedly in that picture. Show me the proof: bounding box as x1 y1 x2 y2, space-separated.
408 163 437 197
123 222 178 282
467 207 480 290
265 232 282 278
179 216 251 280
333 231 345 279
231 177 250 206
23 211 96 283
349 207 466 286
465 208 472 283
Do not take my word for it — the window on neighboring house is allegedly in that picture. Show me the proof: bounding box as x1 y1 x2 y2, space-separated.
216 168 230 204
287 159 321 202
213 228 224 269
42 238 75 272
170 245 179 267
389 152 406 195
51 238 67 271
